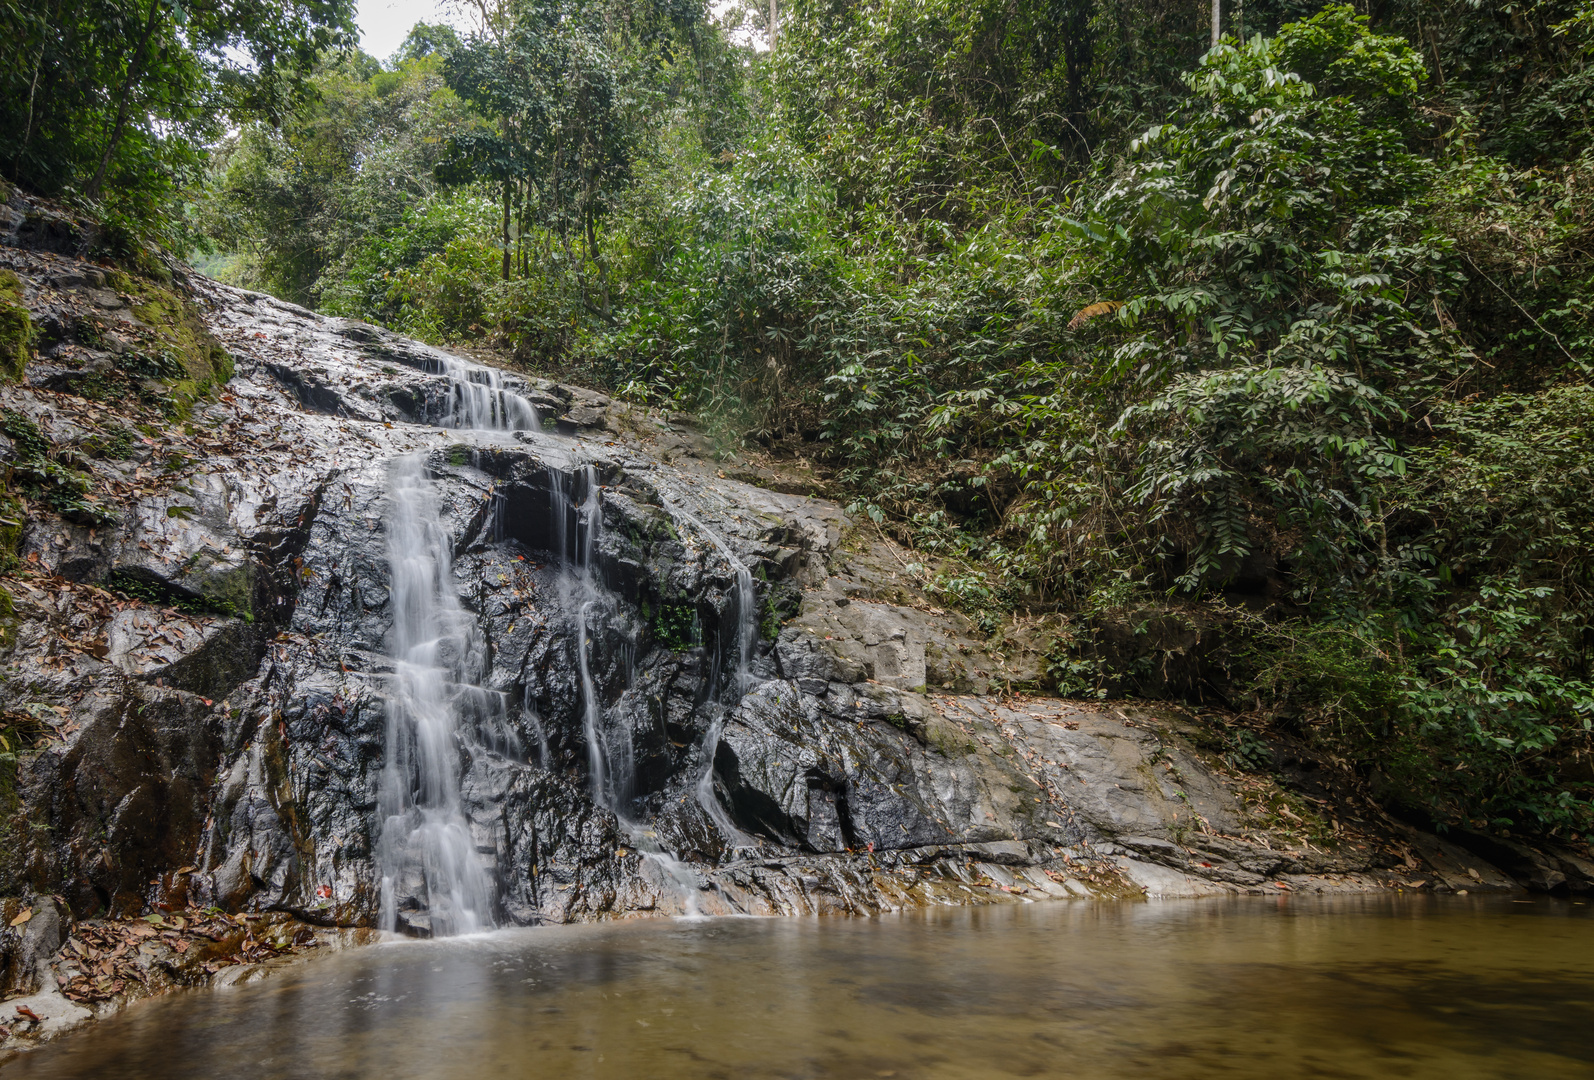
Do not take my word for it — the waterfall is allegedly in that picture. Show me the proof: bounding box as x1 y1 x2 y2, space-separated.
437 356 541 431
547 468 762 908
661 501 757 699
376 453 500 937
659 500 760 847
373 353 533 936
549 464 634 808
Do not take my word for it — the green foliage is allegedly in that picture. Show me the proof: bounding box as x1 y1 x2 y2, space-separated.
320 194 501 336
0 0 356 245
0 410 116 526
596 133 839 416
202 49 473 306
648 596 699 650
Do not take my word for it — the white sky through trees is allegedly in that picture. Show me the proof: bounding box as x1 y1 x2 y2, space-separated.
357 0 472 62
358 0 765 61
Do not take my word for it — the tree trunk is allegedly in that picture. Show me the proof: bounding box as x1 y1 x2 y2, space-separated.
1062 0 1095 157
85 0 163 200
769 0 777 48
1210 0 1220 49
502 180 511 282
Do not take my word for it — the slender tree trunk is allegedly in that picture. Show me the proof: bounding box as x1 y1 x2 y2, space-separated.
1062 0 1095 157
1236 0 1243 41
85 0 163 200
20 0 70 151
585 209 609 321
501 180 511 282
1210 0 1220 48
769 0 777 48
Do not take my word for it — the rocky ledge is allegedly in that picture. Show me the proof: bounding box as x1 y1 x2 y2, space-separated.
1 192 1590 1054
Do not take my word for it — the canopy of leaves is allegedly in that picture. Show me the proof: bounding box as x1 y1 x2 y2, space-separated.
1 0 356 243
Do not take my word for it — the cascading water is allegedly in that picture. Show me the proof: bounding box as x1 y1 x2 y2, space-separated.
661 501 761 848
437 355 541 431
376 453 504 936
543 469 762 911
374 355 541 936
548 464 633 808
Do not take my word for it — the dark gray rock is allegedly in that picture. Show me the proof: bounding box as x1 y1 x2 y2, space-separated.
0 253 1555 951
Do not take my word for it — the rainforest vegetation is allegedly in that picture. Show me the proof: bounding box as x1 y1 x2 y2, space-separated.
4 0 1593 844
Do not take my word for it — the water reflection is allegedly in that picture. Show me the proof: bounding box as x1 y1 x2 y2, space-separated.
7 896 1593 1079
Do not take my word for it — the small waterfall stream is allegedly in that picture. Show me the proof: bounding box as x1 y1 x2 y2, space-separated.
376 454 502 936
437 356 541 430
663 500 760 848
549 464 631 809
547 470 763 911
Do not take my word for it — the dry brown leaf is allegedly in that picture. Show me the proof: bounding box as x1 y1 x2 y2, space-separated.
1067 300 1125 330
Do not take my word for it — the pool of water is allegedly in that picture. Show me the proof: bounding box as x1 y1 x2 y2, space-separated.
6 895 1593 1078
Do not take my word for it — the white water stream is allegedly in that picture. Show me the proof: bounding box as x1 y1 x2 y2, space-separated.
662 500 760 849
549 463 630 809
377 357 541 936
376 454 501 936
437 356 541 431
548 471 763 911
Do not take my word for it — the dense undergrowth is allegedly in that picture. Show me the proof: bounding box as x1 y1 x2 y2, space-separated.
7 0 1594 842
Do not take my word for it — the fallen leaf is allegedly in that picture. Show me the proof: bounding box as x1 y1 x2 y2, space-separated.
175 865 196 875
1067 299 1126 329
9 908 33 927
14 1007 41 1023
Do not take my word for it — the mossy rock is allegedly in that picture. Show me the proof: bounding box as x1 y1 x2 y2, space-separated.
106 270 233 395
0 582 14 649
195 559 256 622
0 271 30 382
0 494 22 572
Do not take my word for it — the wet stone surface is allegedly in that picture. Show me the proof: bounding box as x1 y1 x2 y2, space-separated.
0 209 1567 1051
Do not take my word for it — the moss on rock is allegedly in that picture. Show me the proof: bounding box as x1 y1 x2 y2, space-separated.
0 583 14 650
0 494 22 573
0 271 30 382
106 271 233 407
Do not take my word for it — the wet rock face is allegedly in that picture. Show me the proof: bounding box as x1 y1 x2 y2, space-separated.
1 231 1555 977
